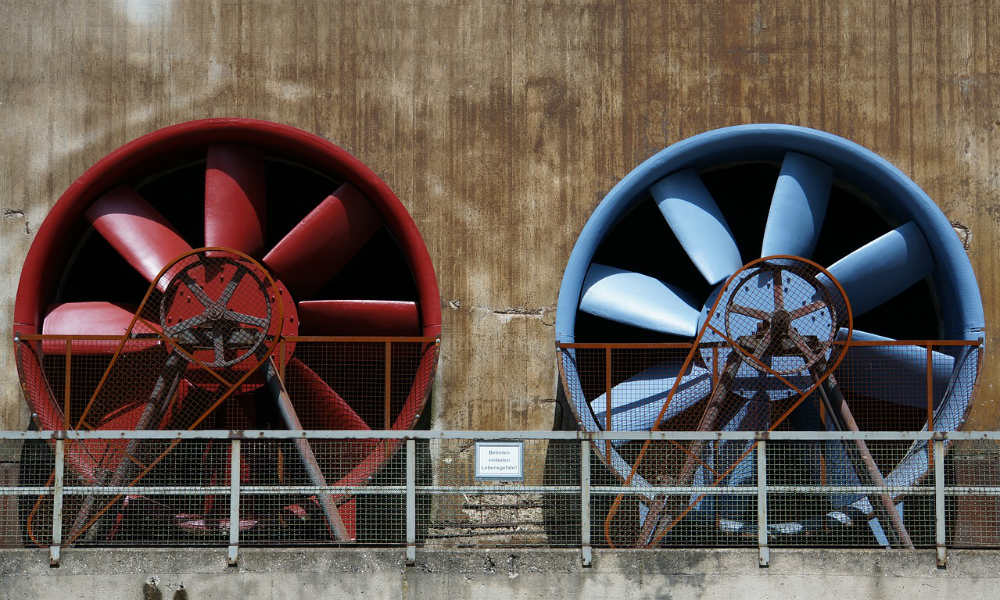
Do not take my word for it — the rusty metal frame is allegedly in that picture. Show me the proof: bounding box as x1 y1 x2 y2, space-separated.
15 324 438 547
554 255 983 549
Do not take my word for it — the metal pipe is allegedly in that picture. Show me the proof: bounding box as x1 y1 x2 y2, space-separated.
581 439 591 567
935 437 947 568
757 440 768 567
8 429 1000 441
50 438 64 567
265 358 351 541
406 439 415 565
228 439 240 567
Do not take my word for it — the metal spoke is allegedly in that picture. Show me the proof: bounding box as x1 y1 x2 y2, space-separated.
213 331 226 365
182 274 214 307
789 300 827 320
225 310 268 328
217 265 247 306
729 304 770 320
165 313 210 336
787 328 818 363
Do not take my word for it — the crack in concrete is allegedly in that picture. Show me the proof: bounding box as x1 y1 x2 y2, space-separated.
951 221 972 251
443 300 557 325
3 209 30 234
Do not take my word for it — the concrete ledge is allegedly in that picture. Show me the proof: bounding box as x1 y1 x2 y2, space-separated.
2 548 999 599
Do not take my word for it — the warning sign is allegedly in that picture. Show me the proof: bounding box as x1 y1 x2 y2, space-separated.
474 441 524 481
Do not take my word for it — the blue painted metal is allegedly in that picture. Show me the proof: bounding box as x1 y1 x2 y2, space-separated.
556 124 984 345
836 329 955 409
589 363 711 438
826 222 934 317
580 264 700 336
761 152 833 258
651 169 743 284
556 124 985 542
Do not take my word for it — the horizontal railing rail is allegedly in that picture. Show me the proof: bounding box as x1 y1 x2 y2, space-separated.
0 429 998 569
1 429 998 440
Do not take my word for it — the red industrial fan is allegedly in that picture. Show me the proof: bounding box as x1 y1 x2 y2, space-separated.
13 118 441 544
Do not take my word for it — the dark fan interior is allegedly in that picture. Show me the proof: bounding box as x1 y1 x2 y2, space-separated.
579 161 940 343
53 157 418 307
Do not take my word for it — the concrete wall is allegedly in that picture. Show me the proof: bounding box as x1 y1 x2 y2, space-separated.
0 0 998 432
2 548 1000 599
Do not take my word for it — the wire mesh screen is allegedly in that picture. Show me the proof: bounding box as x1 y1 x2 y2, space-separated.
948 439 1000 547
240 437 407 546
283 340 436 431
592 439 759 548
764 440 934 548
426 439 560 547
557 329 980 549
0 439 26 547
2 431 1000 555
10 325 437 548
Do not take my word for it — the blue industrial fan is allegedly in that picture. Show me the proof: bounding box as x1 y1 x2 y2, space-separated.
553 124 984 546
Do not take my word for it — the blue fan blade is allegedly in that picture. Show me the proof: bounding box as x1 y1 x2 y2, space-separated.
826 222 932 317
761 152 833 258
590 362 711 435
580 264 701 336
651 169 743 285
836 328 955 408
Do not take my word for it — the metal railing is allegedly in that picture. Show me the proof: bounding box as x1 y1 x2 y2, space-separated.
2 429 1000 567
557 339 982 436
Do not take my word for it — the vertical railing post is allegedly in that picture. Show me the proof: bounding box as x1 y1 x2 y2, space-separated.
228 438 241 566
385 342 393 430
63 340 72 430
927 345 934 467
406 438 416 565
934 435 946 568
604 348 612 461
50 436 64 567
581 438 592 567
757 438 769 567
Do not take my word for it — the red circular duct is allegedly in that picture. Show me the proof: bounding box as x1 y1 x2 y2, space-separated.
13 119 441 543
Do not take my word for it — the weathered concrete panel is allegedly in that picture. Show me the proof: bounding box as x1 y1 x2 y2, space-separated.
2 548 1000 599
0 0 997 433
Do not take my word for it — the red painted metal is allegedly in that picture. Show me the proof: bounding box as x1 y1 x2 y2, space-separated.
13 119 441 544
262 183 381 297
14 118 441 340
41 302 159 354
297 300 421 337
85 186 193 286
204 145 267 256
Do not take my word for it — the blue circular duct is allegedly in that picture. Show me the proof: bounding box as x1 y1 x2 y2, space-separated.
553 124 985 545
556 124 983 346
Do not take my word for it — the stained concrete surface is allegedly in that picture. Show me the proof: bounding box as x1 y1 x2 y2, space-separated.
2 548 1000 599
0 1 998 435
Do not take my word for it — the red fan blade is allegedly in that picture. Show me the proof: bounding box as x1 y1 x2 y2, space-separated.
262 183 381 297
297 300 420 336
42 302 160 354
205 145 267 256
286 358 370 430
86 186 192 286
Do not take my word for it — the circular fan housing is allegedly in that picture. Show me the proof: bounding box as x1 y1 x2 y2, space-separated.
14 117 440 434
557 124 983 434
553 124 985 545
